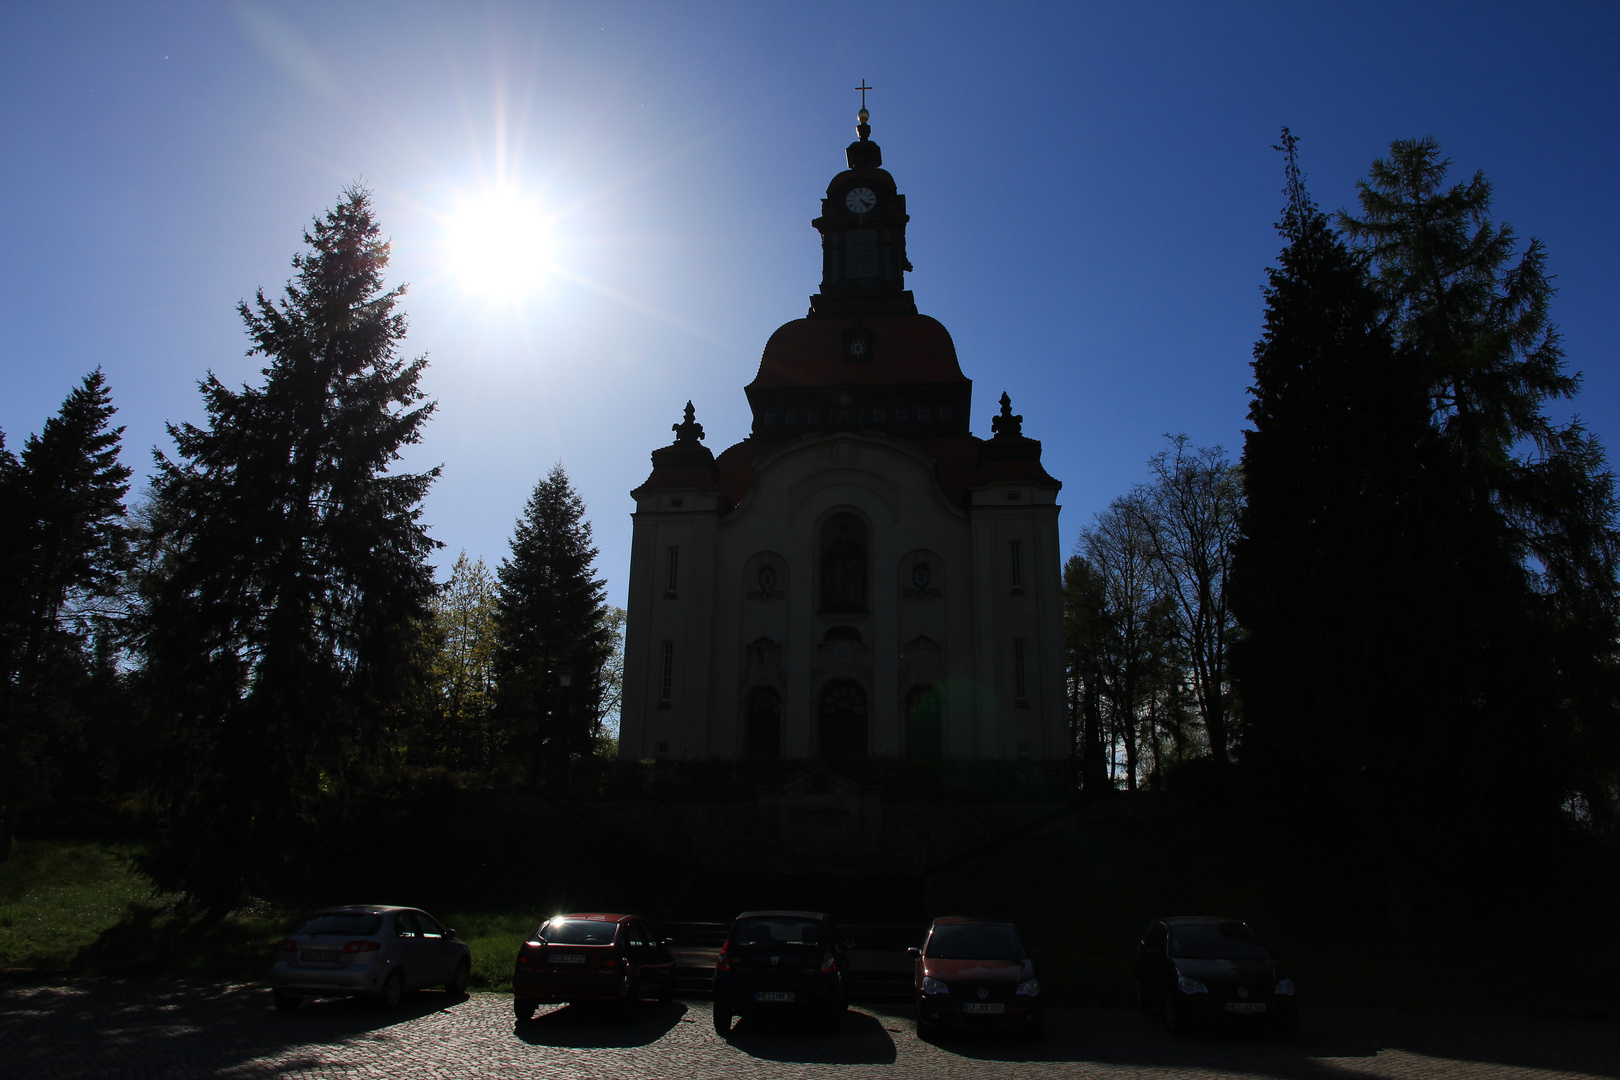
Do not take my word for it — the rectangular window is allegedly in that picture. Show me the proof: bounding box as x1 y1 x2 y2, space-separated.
940 403 953 420
660 640 674 703
808 408 820 425
665 546 679 598
895 407 908 422
764 408 778 427
786 408 798 426
1014 637 1028 703
918 404 931 421
1009 539 1024 591
844 228 879 278
873 406 886 422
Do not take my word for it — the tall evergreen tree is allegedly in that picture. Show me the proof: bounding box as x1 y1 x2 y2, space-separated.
138 187 439 907
0 370 132 860
494 464 612 787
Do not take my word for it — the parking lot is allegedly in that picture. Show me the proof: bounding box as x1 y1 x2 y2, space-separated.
2 979 1617 1080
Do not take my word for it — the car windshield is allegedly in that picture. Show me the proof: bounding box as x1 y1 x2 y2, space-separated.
538 919 620 945
299 912 382 937
925 924 1025 960
732 917 824 947
1168 922 1271 959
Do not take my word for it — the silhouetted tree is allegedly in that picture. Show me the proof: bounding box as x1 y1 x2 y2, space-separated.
494 464 612 787
137 186 439 908
417 551 502 774
1137 436 1243 765
0 370 132 861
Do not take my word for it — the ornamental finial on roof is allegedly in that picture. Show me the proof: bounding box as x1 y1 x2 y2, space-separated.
855 79 873 141
991 391 1024 439
673 400 705 443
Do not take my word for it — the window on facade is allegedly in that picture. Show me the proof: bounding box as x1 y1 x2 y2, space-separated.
819 513 868 613
764 408 778 427
905 685 943 759
895 407 908 422
940 403 953 420
660 641 675 703
745 687 782 759
1014 637 1028 704
874 406 886 422
787 408 798 426
665 545 679 598
808 408 820 425
819 680 868 758
844 228 879 278
1009 539 1024 591
756 563 778 598
911 562 933 591
918 404 931 421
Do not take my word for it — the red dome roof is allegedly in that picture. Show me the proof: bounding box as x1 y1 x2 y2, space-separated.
747 314 968 391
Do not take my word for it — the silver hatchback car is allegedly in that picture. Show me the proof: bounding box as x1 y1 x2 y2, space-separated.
271 905 471 1011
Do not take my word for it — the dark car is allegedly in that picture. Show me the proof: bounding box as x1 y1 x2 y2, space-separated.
908 917 1043 1037
271 905 470 1011
512 912 676 1021
711 910 850 1035
1135 916 1298 1036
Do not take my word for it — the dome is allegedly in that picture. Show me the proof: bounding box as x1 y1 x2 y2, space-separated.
747 313 968 392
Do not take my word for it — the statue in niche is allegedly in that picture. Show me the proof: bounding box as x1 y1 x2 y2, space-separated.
819 513 867 613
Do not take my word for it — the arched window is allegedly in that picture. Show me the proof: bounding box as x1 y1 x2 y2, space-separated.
905 685 943 760
818 680 868 759
745 687 781 760
819 513 867 613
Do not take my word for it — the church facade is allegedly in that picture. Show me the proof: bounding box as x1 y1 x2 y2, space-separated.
619 108 1065 763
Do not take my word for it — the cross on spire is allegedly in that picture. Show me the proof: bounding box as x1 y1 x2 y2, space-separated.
855 80 873 110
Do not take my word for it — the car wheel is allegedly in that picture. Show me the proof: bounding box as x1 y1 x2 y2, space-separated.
1135 978 1154 1013
1163 995 1187 1036
379 970 405 1011
712 1007 733 1037
514 999 537 1023
272 990 301 1012
445 958 470 996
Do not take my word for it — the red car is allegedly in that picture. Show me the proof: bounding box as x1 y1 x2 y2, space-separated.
512 912 675 1021
909 917 1043 1037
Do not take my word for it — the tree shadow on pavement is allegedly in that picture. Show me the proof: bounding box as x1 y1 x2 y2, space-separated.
888 1006 1620 1079
513 1000 687 1048
721 1008 898 1065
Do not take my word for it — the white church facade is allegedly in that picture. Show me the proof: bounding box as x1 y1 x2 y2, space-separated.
619 108 1066 763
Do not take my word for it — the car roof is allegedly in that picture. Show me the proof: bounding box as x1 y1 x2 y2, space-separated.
1157 915 1247 926
311 905 408 915
930 916 1017 927
735 910 829 921
550 912 632 923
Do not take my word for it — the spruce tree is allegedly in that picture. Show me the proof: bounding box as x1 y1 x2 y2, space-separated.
494 464 612 787
138 187 439 907
0 370 132 860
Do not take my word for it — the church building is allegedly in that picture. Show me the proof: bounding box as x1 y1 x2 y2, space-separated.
619 103 1066 762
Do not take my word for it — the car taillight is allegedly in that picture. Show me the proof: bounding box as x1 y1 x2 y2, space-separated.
715 941 731 972
342 941 382 954
280 939 297 953
820 951 837 973
602 955 619 968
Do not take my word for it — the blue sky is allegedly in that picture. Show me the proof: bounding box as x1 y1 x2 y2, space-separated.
3 2 1617 606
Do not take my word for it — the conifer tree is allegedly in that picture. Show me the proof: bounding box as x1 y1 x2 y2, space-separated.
138 187 439 907
494 464 612 786
0 370 132 860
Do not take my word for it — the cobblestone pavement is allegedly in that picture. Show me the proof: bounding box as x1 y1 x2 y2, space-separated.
2 981 1617 1080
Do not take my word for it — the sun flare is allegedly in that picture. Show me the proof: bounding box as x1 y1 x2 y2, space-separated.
444 189 551 298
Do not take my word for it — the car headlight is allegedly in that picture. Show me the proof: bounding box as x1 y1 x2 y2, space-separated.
1015 978 1040 997
921 976 949 996
1274 978 1296 996
1176 975 1209 995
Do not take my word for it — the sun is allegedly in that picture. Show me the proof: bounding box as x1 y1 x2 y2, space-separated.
443 189 551 299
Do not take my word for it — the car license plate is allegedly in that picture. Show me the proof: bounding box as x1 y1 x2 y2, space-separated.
300 949 339 962
754 991 796 1002
1225 1002 1267 1014
962 1003 1006 1015
548 952 587 964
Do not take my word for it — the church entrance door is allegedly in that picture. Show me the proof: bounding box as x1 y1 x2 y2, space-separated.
818 680 868 759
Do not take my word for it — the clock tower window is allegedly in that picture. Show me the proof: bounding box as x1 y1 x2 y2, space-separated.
844 229 879 278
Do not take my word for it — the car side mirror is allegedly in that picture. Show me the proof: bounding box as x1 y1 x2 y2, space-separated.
906 947 922 959
445 929 457 939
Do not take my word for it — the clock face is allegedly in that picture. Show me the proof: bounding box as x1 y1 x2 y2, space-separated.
844 187 877 214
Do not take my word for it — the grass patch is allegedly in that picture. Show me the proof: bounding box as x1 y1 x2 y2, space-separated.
0 840 153 970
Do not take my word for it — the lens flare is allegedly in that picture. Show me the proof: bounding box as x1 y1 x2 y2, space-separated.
444 189 551 298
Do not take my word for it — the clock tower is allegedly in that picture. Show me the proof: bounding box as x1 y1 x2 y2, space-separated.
809 105 916 318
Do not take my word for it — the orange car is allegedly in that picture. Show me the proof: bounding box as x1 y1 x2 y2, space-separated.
512 912 675 1021
909 917 1043 1037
